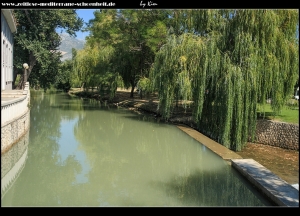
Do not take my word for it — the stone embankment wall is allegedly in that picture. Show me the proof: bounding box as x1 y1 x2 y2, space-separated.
1 111 30 154
249 119 299 151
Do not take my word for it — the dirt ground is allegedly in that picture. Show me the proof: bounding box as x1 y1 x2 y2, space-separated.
237 143 298 185
70 88 299 185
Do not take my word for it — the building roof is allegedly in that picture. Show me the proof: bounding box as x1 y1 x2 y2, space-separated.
1 9 17 33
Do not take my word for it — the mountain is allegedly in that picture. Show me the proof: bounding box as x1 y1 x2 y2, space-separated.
58 33 85 61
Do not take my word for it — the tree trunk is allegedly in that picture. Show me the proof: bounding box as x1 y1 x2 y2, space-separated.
26 51 37 82
130 85 134 98
16 74 24 90
140 89 143 99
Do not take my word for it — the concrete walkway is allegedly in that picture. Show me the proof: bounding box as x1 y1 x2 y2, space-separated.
176 124 299 207
292 184 299 190
232 159 299 207
177 124 243 161
1 89 25 100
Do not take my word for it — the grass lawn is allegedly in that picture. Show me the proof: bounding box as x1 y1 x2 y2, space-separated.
257 100 299 124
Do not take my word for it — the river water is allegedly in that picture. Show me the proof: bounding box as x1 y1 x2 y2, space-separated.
1 91 273 206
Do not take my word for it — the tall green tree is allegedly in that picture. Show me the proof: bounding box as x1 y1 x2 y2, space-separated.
13 9 83 90
151 9 299 151
85 9 169 97
115 10 169 97
54 59 73 92
73 42 122 98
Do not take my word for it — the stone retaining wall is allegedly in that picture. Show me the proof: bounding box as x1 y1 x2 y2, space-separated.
1 110 30 154
249 119 299 151
158 112 299 151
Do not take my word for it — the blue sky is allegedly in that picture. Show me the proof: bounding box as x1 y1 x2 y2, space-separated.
56 9 97 41
75 9 97 40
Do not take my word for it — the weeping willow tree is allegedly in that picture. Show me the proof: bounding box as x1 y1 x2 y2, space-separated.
73 44 121 98
151 9 299 151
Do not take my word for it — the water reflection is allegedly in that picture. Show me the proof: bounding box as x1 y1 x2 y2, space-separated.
57 118 90 184
1 129 29 200
1 91 273 206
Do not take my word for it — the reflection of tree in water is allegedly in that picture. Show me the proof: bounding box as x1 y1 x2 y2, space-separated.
72 108 178 205
1 130 29 200
30 91 85 141
153 168 274 206
2 91 85 206
72 107 229 206
109 113 124 137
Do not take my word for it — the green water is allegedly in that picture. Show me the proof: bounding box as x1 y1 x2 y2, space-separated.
1 91 273 206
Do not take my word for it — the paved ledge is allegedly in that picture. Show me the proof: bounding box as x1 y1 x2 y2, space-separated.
292 184 299 190
1 90 28 106
231 159 299 207
176 124 243 161
1 89 26 96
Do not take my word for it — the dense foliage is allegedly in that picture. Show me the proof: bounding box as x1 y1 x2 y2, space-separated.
54 60 72 92
150 9 299 151
74 9 169 97
73 43 122 98
13 9 83 90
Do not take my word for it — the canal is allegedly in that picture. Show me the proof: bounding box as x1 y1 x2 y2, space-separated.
1 91 274 206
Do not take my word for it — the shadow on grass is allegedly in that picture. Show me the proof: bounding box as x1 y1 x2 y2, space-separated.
257 111 278 120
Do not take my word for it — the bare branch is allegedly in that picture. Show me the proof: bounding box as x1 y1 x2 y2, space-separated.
24 10 34 27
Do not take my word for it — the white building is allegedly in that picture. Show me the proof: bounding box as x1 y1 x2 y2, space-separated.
1 9 17 91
